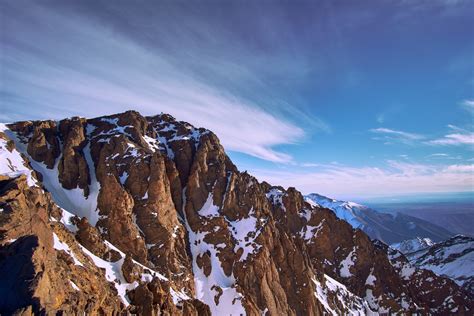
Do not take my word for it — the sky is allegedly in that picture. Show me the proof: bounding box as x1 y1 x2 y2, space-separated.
1 0 473 201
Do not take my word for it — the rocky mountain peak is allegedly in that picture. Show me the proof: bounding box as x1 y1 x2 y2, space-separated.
0 111 472 315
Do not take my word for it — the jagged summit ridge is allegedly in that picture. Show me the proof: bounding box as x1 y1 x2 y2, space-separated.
0 110 472 315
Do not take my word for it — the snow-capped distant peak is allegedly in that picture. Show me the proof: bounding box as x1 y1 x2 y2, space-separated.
391 237 435 255
304 193 367 230
304 193 453 245
392 235 474 293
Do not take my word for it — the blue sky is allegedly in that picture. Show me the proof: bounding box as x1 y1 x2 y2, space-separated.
1 0 473 200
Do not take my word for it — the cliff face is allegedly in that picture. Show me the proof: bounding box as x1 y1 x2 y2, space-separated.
0 111 472 315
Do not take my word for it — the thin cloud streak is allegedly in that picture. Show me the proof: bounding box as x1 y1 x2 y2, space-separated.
427 133 474 146
461 99 474 113
372 124 474 147
426 153 462 160
427 124 473 146
370 128 424 140
369 127 424 145
426 104 474 146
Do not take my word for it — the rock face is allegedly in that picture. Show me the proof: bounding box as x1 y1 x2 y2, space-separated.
0 113 472 315
0 175 123 315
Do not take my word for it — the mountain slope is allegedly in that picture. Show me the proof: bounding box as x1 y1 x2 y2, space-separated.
305 193 453 244
391 237 434 260
393 236 474 293
0 111 472 315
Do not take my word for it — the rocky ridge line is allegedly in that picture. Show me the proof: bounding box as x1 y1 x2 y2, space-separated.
0 111 472 315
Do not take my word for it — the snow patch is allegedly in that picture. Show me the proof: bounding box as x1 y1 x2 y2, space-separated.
198 194 220 218
414 237 474 286
79 240 167 306
170 287 191 305
266 188 286 211
5 129 102 226
300 220 325 242
391 237 434 255
60 208 79 233
299 208 312 221
143 135 160 152
183 189 245 315
312 274 374 315
52 233 83 267
228 208 263 261
400 265 416 280
119 171 129 185
305 194 366 230
69 280 80 291
340 249 356 278
365 270 376 286
0 125 37 186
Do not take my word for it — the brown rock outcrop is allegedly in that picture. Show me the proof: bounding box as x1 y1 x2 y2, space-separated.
0 175 123 315
122 254 143 283
11 120 60 169
57 117 90 194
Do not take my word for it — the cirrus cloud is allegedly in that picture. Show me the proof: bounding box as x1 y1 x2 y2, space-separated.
369 127 425 145
427 133 474 146
0 1 312 163
426 124 474 146
461 99 474 113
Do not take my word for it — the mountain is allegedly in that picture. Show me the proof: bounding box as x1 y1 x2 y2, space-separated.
391 237 434 259
0 111 472 315
392 235 474 293
372 201 474 237
305 193 454 244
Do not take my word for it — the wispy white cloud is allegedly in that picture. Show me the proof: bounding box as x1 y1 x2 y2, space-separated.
0 2 311 163
446 124 467 132
427 125 473 146
372 122 473 148
427 133 474 146
461 99 474 113
300 163 324 168
425 103 473 146
370 128 424 140
250 161 474 199
369 127 425 145
386 160 435 176
426 153 462 160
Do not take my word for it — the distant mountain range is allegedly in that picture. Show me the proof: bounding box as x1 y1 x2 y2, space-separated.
305 193 454 244
392 235 474 293
371 201 474 237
